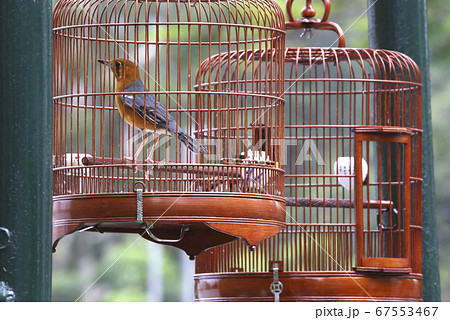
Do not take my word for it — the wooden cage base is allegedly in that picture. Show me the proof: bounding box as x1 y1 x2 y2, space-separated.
194 272 422 301
52 193 285 258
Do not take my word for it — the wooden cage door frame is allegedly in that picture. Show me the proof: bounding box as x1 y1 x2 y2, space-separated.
354 127 412 272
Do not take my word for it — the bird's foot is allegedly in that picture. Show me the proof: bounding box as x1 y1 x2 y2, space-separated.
131 157 142 174
143 158 155 180
145 158 154 169
123 156 141 174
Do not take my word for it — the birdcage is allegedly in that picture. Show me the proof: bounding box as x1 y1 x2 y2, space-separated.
52 0 286 259
194 0 423 301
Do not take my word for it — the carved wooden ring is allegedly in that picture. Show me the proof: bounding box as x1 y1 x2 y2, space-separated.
286 0 331 23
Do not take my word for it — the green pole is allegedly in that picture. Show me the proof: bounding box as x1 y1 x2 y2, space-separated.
0 0 53 301
367 0 440 301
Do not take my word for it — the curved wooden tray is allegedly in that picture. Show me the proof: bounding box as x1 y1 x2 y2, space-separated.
53 193 286 258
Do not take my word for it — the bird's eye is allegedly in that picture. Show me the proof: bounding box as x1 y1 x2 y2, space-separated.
115 61 122 68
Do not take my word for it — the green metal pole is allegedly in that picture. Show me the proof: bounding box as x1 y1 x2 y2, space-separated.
367 0 440 301
0 0 53 301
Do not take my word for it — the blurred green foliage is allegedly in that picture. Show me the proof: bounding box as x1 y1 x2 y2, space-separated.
51 0 448 301
52 233 185 301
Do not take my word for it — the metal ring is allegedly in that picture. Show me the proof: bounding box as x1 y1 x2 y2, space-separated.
0 227 12 250
270 281 284 294
133 180 146 192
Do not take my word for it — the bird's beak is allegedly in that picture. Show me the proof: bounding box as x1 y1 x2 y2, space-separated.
98 59 111 68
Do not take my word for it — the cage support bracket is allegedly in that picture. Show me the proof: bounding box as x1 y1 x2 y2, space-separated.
136 189 144 222
134 182 190 243
134 181 146 222
141 223 190 244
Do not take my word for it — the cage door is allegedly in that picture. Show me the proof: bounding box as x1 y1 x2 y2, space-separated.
354 127 412 272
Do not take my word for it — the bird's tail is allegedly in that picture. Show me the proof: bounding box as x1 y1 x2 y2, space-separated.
176 127 208 154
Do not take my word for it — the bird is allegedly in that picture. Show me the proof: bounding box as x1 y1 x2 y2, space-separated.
98 58 207 164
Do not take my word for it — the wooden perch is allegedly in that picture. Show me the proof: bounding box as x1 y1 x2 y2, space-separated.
81 155 128 166
285 197 393 209
81 155 242 178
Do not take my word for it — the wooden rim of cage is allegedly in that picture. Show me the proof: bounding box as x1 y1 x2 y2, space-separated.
194 271 423 301
52 160 286 258
285 0 345 47
53 163 285 196
52 192 286 258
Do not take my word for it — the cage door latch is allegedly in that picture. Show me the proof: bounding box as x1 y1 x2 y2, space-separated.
269 261 283 302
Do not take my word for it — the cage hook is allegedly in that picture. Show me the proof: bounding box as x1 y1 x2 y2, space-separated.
285 0 345 47
0 227 12 250
286 0 330 23
377 208 399 230
77 225 103 234
141 223 190 243
134 181 147 192
300 28 315 39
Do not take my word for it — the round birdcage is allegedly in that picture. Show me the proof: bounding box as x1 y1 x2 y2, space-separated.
194 0 423 301
52 0 286 258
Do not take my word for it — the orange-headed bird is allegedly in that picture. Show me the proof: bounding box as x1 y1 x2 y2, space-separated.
98 58 207 157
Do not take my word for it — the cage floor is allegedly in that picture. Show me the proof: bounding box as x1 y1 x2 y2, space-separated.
52 192 286 258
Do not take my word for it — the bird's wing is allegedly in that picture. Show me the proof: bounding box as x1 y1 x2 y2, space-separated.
122 80 175 131
121 80 204 153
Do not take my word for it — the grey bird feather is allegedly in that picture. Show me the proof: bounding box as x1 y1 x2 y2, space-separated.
122 80 207 154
